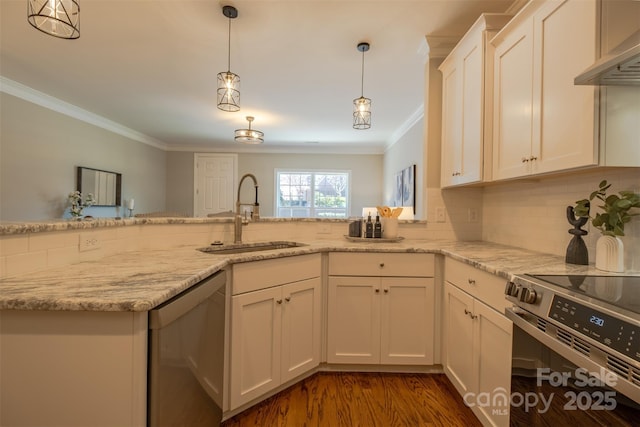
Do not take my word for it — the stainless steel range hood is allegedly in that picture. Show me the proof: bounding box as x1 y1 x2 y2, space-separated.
575 30 640 86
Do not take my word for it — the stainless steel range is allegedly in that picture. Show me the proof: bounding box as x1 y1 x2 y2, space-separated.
504 274 639 425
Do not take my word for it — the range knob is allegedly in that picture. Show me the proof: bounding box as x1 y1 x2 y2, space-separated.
504 281 519 297
519 287 538 304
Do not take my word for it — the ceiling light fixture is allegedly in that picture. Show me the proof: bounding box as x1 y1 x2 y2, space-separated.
353 42 371 130
217 5 240 112
235 116 264 144
27 0 80 39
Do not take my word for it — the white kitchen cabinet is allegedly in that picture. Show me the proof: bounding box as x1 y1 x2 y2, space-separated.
492 0 599 180
229 255 321 410
443 258 512 427
327 253 435 365
439 14 511 187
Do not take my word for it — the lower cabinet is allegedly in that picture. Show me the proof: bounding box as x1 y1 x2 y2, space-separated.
229 255 321 410
327 276 435 365
327 252 436 365
443 281 512 427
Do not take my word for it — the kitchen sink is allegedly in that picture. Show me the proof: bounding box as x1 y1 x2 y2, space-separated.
197 241 306 255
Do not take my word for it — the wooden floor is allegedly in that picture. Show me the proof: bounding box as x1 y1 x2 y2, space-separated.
222 372 482 427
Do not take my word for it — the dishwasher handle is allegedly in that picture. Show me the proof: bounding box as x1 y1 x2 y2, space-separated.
149 270 226 330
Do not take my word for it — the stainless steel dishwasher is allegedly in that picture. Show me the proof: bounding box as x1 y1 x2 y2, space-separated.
148 270 227 427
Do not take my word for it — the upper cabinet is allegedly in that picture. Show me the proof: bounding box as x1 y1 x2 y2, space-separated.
491 0 640 182
492 0 599 180
439 14 511 188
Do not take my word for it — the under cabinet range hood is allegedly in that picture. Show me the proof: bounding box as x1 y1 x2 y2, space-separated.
575 30 640 86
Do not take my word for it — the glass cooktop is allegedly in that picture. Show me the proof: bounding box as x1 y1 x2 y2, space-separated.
529 275 640 315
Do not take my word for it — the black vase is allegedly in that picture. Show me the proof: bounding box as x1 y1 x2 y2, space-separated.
565 206 588 265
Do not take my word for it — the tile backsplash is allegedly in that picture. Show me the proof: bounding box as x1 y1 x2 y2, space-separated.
481 168 639 262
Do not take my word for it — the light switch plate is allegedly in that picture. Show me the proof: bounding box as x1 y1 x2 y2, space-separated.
435 207 446 223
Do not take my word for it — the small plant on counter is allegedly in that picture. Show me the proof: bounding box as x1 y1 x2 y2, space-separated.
574 180 640 237
68 191 96 218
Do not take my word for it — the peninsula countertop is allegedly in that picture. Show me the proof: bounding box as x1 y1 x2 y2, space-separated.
0 239 629 312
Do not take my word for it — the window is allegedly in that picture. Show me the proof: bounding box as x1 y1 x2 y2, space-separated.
276 170 350 218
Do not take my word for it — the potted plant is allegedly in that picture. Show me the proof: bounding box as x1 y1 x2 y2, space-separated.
68 191 96 220
574 180 640 272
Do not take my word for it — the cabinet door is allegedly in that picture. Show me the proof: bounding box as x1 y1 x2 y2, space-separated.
380 277 435 365
281 277 321 383
327 276 380 364
443 282 475 396
474 300 513 427
493 18 534 180
532 0 597 173
440 58 462 187
459 33 484 185
230 287 282 409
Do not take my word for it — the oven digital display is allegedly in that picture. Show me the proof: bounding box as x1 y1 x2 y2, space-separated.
548 295 640 363
589 315 605 327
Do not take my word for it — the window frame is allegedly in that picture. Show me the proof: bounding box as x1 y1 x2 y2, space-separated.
274 169 351 218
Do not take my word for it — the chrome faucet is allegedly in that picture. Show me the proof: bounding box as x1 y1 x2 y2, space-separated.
235 173 260 243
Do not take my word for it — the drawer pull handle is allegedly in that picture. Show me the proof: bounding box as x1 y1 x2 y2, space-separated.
464 309 477 319
285 296 291 302
464 308 471 315
276 299 283 304
379 263 385 268
468 279 476 285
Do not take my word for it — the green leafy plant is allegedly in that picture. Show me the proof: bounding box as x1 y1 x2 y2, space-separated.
574 180 640 237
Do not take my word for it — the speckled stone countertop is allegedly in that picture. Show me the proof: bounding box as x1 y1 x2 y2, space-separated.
0 239 633 312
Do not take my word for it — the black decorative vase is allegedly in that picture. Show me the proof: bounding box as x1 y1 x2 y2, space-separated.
565 206 588 265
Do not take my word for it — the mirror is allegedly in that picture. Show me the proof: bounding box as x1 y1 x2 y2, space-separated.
77 166 122 206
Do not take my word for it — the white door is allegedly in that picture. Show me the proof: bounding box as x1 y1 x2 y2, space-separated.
194 154 236 217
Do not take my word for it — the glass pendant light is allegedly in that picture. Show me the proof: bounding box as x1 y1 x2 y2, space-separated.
217 5 240 112
235 116 264 144
353 42 371 130
27 0 80 39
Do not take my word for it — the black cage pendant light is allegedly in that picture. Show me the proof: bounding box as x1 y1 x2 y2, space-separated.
353 42 371 130
27 0 80 39
235 116 264 144
217 5 240 112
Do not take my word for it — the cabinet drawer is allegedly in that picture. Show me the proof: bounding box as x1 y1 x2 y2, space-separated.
233 254 321 295
444 257 508 312
329 252 434 277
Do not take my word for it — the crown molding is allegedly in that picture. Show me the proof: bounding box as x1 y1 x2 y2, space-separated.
386 104 424 151
0 76 168 151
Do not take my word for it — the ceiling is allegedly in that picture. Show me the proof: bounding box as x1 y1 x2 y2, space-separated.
0 0 514 154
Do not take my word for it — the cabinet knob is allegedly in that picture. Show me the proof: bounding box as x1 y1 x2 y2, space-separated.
521 157 529 163
468 278 476 285
379 263 385 268
384 289 389 294
276 299 283 304
529 155 538 161
375 288 380 293
464 308 471 316
285 296 291 302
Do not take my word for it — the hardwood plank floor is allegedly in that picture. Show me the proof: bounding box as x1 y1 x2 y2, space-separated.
222 372 482 427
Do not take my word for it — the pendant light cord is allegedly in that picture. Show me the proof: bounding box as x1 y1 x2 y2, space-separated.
360 49 365 97
227 16 232 73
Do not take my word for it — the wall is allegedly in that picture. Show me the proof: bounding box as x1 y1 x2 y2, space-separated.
165 151 384 218
383 117 424 219
0 93 167 221
481 168 640 262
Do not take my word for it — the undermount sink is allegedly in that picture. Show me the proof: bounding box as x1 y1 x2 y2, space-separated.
197 241 306 255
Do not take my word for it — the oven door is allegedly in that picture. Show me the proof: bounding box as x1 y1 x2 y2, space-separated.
506 307 639 426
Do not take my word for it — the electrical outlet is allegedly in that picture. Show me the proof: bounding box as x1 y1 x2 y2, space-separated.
79 234 101 252
318 224 331 234
435 207 446 223
468 208 478 223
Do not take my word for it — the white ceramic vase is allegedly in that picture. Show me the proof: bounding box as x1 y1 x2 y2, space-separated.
595 235 624 273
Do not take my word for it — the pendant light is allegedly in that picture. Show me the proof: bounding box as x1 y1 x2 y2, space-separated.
217 5 240 112
235 116 264 144
353 42 371 130
27 0 80 39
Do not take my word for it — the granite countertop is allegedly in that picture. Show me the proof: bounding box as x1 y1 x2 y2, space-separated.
0 239 628 312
